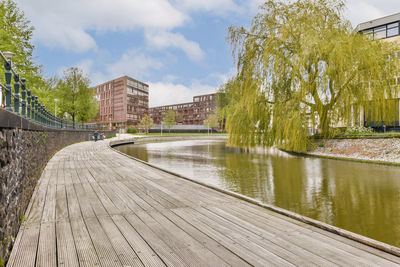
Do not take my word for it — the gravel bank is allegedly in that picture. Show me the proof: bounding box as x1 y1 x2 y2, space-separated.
310 138 400 164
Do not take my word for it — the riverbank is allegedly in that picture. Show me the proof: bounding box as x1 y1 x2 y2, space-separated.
310 138 400 165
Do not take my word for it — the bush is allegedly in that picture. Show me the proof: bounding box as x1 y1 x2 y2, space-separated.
345 126 374 135
127 127 138 134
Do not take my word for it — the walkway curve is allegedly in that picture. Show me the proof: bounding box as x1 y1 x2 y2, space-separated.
7 138 400 266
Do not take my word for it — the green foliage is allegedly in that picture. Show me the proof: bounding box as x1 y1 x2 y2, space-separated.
224 0 400 152
163 110 176 132
0 0 52 103
55 67 98 126
127 126 138 134
139 115 154 134
20 215 25 224
345 126 374 135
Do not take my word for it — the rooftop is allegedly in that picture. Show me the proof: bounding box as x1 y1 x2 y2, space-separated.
356 12 400 32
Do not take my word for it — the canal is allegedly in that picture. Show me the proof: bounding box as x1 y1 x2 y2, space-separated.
116 139 400 248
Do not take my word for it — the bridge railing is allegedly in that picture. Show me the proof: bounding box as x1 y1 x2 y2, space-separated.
0 50 96 130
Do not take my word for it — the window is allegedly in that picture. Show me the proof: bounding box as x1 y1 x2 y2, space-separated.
362 22 400 40
388 22 399 37
374 26 386 39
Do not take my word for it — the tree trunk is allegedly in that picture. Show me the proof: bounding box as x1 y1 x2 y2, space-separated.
319 106 330 137
72 113 75 129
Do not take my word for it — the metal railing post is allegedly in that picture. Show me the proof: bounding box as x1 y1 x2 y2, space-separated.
34 96 38 122
27 90 31 119
4 59 12 111
42 105 46 126
37 101 41 124
13 74 20 114
21 78 26 118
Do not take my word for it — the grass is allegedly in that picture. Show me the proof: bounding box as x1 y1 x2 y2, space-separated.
106 134 116 139
128 132 227 136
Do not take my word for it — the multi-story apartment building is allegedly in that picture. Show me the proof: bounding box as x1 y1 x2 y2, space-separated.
149 93 217 125
94 76 149 130
356 13 400 130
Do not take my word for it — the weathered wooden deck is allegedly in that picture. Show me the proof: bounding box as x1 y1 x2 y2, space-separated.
7 138 400 266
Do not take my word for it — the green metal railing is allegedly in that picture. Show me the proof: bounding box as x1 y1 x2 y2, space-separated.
0 51 95 130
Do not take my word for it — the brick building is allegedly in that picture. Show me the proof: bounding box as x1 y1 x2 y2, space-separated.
149 93 217 125
94 76 149 130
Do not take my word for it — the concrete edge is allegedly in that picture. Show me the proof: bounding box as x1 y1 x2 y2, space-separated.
285 150 400 167
108 138 400 258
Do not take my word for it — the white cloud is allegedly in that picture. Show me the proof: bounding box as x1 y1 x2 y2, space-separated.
149 81 215 107
73 49 163 85
174 0 240 14
16 0 187 52
145 31 205 61
105 49 163 79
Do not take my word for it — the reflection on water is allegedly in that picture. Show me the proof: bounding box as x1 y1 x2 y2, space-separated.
117 139 400 247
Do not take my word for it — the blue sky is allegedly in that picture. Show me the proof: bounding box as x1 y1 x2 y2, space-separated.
15 0 399 107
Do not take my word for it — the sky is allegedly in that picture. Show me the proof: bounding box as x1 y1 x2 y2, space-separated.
14 0 400 107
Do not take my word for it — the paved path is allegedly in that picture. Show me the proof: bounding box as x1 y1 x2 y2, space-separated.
7 139 400 266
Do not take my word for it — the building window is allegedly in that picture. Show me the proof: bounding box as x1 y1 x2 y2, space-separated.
373 26 386 39
388 22 399 37
363 22 400 40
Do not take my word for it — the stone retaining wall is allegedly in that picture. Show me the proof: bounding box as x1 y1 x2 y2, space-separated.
0 109 114 265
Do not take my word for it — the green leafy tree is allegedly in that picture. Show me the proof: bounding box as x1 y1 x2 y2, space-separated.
163 109 176 133
215 89 229 129
56 67 97 127
0 0 46 91
224 0 400 152
139 115 154 134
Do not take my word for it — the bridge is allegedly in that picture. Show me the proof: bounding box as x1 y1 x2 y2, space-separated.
6 137 400 266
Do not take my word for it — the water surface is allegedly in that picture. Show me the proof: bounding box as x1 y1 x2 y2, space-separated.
117 139 400 247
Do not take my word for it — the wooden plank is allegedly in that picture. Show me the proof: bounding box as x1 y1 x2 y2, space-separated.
112 215 167 267
26 172 50 225
73 183 95 219
55 184 69 221
65 184 82 220
158 209 251 266
36 222 57 267
88 182 121 215
124 213 189 266
114 181 155 212
41 184 56 222
203 205 336 266
147 210 230 266
98 216 145 267
70 218 101 267
84 217 122 267
56 220 80 267
10 225 40 267
229 202 400 266
172 208 276 267
81 182 109 217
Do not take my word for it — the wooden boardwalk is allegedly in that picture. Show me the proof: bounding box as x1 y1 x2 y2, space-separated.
7 138 400 266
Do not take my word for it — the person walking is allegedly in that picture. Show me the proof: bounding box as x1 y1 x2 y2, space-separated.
94 131 98 142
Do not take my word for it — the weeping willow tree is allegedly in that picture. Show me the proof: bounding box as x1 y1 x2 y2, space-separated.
223 0 400 152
